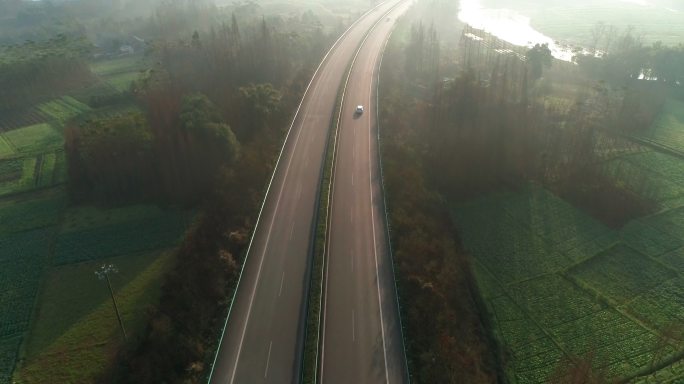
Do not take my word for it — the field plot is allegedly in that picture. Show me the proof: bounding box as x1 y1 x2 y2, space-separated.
37 96 91 125
90 56 146 93
15 250 175 384
453 184 683 382
0 108 48 133
569 244 677 304
105 72 139 92
605 150 684 210
0 192 66 234
0 136 14 158
0 157 37 197
54 206 189 265
0 229 54 382
631 99 684 156
2 123 63 154
90 56 144 77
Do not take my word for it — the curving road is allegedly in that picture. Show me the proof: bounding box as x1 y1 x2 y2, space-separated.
208 1 405 383
320 2 410 383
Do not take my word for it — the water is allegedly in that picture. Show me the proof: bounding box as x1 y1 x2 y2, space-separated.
458 0 576 61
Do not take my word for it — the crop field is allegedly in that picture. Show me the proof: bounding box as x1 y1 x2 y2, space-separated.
0 136 13 158
90 56 144 77
37 96 91 124
0 201 190 382
0 157 37 197
104 71 140 92
54 207 189 265
15 250 175 384
605 150 684 210
0 107 48 133
0 192 66 234
0 229 54 382
2 123 63 154
453 184 684 383
630 99 684 156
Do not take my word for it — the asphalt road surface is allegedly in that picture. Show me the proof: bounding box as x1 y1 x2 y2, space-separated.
208 1 405 383
320 2 411 384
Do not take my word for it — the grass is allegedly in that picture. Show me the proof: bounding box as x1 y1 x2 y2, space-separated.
452 184 683 383
3 123 63 154
14 250 175 384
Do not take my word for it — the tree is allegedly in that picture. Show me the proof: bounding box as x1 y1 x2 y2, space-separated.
180 92 240 164
526 43 552 81
237 83 282 138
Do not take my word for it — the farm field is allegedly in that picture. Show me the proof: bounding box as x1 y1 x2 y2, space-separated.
605 149 684 210
90 56 146 93
0 200 190 382
630 99 684 156
14 250 175 384
452 182 684 383
3 124 63 155
0 53 187 383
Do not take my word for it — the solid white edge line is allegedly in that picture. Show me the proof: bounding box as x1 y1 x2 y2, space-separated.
368 39 390 384
376 9 412 382
205 1 391 382
264 341 273 378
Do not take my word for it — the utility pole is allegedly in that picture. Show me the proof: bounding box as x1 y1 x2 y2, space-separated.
95 264 127 341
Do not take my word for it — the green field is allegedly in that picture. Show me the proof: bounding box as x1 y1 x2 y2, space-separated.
15 250 175 384
0 136 14 158
0 157 37 197
453 183 684 383
89 56 146 93
631 99 684 156
37 96 91 124
0 201 189 382
54 207 189 265
0 229 54 383
90 56 144 77
2 123 63 154
605 150 684 210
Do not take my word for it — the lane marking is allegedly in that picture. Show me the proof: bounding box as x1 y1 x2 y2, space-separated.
264 341 273 378
279 272 285 297
351 251 354 272
352 310 356 342
290 224 295 240
352 172 355 186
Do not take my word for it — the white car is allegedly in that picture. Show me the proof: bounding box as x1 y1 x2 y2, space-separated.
355 105 364 114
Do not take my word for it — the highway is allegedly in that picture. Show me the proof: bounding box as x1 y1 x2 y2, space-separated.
320 2 411 383
208 1 405 383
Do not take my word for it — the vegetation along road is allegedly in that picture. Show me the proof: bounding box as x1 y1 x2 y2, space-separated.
208 1 407 382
